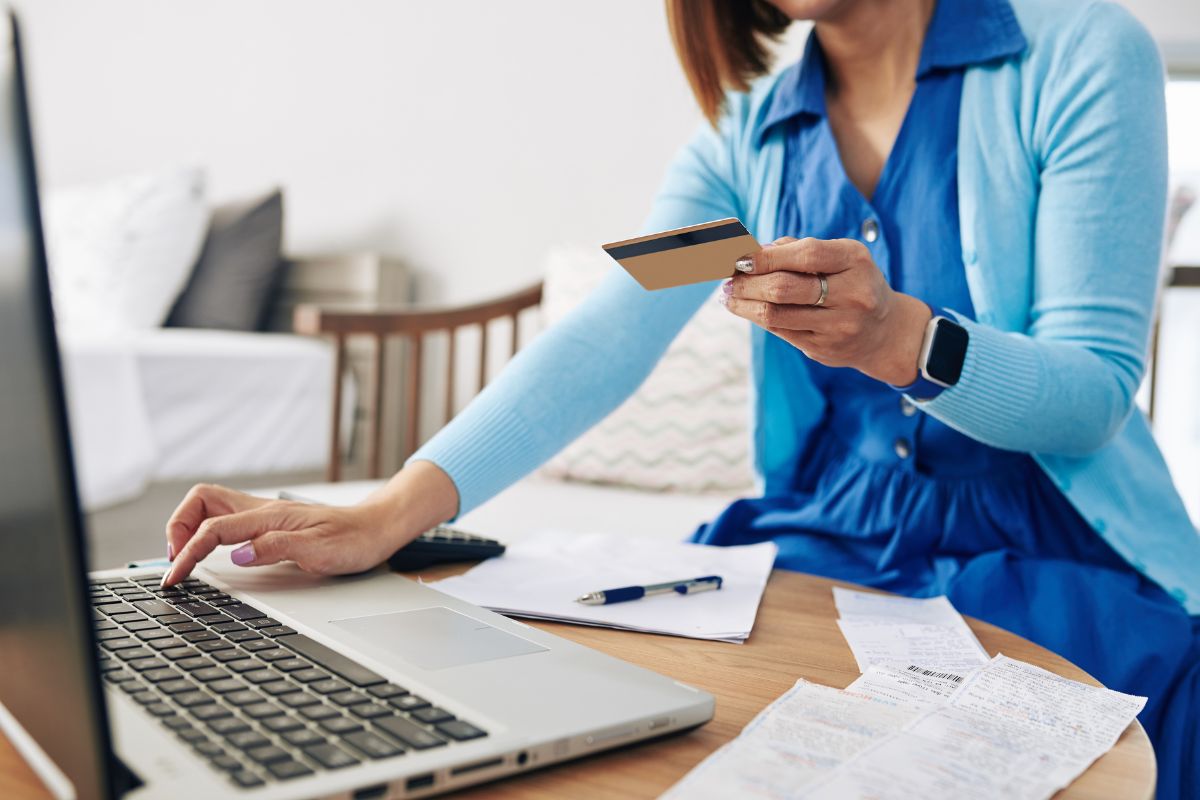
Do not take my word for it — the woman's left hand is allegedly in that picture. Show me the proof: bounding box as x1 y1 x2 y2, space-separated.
722 236 932 386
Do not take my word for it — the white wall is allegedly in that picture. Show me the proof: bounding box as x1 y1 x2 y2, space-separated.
16 0 748 303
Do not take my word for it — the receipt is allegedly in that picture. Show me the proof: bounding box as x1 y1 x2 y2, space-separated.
805 655 1147 800
846 664 974 711
834 588 990 672
660 679 921 799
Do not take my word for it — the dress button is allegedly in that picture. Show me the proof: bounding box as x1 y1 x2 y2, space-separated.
900 397 917 417
894 438 911 459
861 218 880 243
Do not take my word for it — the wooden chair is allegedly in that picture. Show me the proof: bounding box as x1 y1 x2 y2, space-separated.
294 283 544 481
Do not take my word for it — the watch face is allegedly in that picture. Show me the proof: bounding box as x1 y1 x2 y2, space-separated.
926 319 969 386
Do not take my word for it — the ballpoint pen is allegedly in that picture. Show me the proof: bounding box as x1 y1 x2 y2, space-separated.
575 575 724 605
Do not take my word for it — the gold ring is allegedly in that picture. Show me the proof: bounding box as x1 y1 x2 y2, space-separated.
813 274 828 307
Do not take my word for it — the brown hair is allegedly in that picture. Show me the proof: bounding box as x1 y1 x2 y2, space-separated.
666 0 791 125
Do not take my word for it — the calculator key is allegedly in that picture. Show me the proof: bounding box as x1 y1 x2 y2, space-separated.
302 742 360 769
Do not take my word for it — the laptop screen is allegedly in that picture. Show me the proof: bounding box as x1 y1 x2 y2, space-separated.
0 15 113 800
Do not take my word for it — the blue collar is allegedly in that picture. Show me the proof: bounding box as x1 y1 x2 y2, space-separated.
756 0 1026 144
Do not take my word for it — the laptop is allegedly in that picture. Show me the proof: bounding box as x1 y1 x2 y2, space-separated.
0 14 713 799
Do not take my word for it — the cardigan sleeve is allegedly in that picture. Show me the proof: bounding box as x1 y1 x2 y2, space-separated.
921 3 1167 457
407 116 747 517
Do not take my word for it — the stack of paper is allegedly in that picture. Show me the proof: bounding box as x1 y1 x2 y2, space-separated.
664 655 1146 800
429 531 777 643
833 587 990 672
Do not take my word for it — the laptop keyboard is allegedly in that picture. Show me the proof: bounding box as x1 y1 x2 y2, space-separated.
90 574 488 789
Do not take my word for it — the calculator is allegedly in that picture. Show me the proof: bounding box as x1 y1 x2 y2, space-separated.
386 525 506 571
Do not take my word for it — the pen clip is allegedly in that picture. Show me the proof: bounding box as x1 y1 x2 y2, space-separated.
674 575 723 595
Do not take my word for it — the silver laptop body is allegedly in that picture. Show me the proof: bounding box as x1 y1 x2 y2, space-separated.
0 13 712 799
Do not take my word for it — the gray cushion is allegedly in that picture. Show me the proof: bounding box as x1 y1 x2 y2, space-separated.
167 189 284 330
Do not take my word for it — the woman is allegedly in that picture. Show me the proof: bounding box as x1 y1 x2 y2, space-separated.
162 0 1199 794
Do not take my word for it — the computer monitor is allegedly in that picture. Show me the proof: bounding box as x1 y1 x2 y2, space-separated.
0 13 114 800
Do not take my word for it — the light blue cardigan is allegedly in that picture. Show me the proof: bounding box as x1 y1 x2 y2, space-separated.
413 0 1200 613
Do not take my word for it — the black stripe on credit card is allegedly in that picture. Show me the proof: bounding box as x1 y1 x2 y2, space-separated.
604 221 750 261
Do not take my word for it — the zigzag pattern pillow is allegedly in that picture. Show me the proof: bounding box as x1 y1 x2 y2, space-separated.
539 246 754 493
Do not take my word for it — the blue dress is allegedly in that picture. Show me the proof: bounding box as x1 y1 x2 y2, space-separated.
691 7 1200 798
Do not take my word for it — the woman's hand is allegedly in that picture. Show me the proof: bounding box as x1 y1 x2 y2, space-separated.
160 460 459 587
721 237 931 386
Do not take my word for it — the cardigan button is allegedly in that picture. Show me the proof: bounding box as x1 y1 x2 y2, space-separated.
861 218 880 243
894 438 912 459
900 397 918 417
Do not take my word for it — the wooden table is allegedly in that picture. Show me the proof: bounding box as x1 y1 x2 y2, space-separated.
0 569 1155 799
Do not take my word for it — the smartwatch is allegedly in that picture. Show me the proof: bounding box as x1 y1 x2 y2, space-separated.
891 309 969 401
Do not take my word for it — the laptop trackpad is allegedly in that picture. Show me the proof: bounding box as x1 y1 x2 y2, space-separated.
329 607 548 671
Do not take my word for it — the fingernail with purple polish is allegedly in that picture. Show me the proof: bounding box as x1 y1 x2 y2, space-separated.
231 543 256 566
722 280 733 296
735 256 754 273
167 542 175 562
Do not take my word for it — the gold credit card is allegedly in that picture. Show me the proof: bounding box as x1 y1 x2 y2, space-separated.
602 218 761 291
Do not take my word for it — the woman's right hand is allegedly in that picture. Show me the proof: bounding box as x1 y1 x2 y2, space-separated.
159 460 460 587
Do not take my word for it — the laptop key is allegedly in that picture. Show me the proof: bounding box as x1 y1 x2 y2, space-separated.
160 646 199 661
132 599 176 617
213 649 251 663
310 679 350 695
280 692 319 709
135 628 174 641
226 630 261 643
276 634 385 687
148 637 187 652
368 683 408 699
210 754 241 772
300 704 339 722
305 742 362 768
283 728 326 747
228 731 270 750
176 657 215 671
318 717 362 735
230 770 265 788
174 600 216 617
221 603 267 621
261 714 304 734
191 704 232 722
344 730 403 759
158 679 194 695
261 681 298 697
101 638 141 651
208 717 250 736
110 612 144 624
128 658 168 672
174 691 215 708
436 720 487 742
266 759 314 780
116 647 152 661
210 621 246 634
192 667 231 683
145 703 175 717
196 639 234 653
158 613 189 625
96 603 133 616
256 648 291 662
195 613 229 626
243 702 284 719
208 678 243 694
177 728 207 744
226 660 264 674
246 744 290 765
261 625 296 638
242 670 277 685
375 716 447 750
142 668 181 683
241 639 276 652
124 619 159 632
246 617 279 629
274 658 309 672
162 716 191 731
329 691 369 707
388 694 430 712
350 703 394 720
225 690 265 707
182 631 218 643
168 621 204 634
290 668 329 684
411 706 454 725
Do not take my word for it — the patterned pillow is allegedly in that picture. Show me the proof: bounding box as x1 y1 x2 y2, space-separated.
539 246 754 493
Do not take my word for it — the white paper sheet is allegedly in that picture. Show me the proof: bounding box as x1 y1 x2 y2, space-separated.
834 588 990 672
806 655 1147 800
846 664 974 711
429 531 777 642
